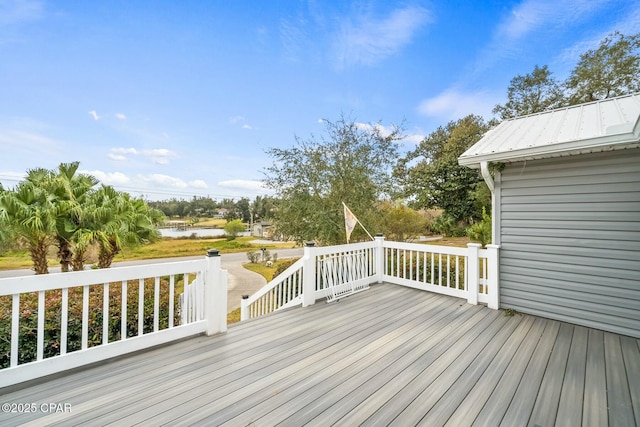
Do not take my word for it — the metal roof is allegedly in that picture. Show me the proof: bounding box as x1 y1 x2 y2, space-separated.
459 93 640 167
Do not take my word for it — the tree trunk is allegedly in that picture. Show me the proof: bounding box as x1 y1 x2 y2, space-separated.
98 240 120 268
71 248 86 271
57 237 72 273
30 242 50 274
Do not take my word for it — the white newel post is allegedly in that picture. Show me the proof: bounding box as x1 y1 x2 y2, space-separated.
302 242 317 307
240 295 249 321
486 244 500 310
205 249 227 335
466 243 481 305
375 234 385 283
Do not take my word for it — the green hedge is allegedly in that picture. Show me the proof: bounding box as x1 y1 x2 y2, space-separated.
0 278 181 369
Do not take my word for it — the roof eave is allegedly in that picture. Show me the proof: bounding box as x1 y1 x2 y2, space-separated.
459 131 640 168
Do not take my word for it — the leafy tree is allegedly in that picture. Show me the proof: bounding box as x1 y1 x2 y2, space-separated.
264 114 402 245
566 31 640 104
397 115 490 225
374 202 428 242
250 195 276 222
492 65 564 120
0 182 58 274
224 219 246 240
235 198 251 223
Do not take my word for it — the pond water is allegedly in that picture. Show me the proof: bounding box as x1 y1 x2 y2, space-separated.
159 228 250 238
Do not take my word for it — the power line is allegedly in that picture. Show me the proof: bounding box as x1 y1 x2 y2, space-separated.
0 175 271 201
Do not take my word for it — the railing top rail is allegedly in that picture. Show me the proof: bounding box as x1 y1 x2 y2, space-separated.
245 257 305 304
382 240 469 256
0 259 207 295
309 241 377 256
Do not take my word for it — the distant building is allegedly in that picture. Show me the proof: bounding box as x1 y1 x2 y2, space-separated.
252 221 276 239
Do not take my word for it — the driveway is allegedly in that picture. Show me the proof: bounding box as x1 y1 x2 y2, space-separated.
0 248 304 313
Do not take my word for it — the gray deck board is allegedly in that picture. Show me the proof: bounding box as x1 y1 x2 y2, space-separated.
621 336 640 424
471 317 547 426
527 322 573 427
605 332 636 427
444 315 536 427
583 329 608 427
500 317 560 426
1 283 638 427
556 325 589 426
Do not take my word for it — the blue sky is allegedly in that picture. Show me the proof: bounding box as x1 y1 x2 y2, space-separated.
1 0 638 201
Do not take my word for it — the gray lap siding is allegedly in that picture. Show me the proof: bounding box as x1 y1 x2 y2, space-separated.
498 149 640 338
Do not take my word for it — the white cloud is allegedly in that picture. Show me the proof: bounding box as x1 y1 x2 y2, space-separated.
497 0 613 42
111 147 138 154
115 113 127 120
189 179 208 189
85 170 131 186
88 110 100 121
139 174 189 188
136 174 207 190
143 148 177 164
334 5 431 68
468 0 618 77
108 147 177 164
402 132 425 146
554 4 640 70
107 153 127 161
0 0 43 25
218 179 266 191
418 89 498 121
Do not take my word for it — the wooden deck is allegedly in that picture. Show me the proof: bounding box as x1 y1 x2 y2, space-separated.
1 283 639 426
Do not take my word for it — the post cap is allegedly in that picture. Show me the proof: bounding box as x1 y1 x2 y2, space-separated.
375 233 384 237
305 241 315 247
242 294 249 299
206 249 220 257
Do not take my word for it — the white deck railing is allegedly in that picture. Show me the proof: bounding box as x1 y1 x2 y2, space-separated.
241 258 305 319
241 236 500 320
0 250 227 388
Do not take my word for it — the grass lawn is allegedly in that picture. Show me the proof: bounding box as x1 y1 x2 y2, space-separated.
0 236 297 271
420 236 473 247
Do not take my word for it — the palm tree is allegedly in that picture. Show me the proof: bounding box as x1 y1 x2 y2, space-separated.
0 182 58 274
85 186 163 269
25 162 98 272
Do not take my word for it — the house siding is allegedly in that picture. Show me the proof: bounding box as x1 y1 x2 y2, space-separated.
499 149 640 338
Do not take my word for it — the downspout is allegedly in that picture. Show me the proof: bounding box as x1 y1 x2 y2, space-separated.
480 161 500 310
480 161 494 192
480 161 499 245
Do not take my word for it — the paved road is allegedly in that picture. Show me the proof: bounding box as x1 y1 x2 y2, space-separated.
0 247 305 313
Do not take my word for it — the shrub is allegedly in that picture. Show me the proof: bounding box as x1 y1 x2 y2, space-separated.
224 219 246 240
246 251 260 263
0 278 181 369
273 258 300 276
466 207 492 246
